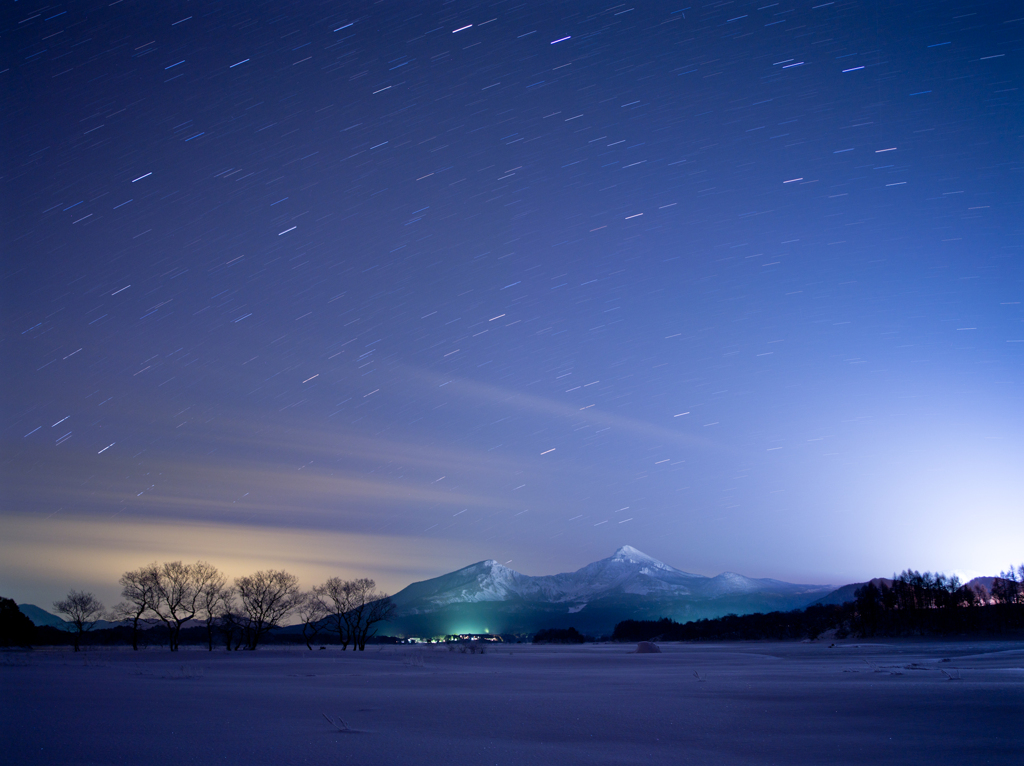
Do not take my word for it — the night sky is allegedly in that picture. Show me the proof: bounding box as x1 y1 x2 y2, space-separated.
2 1 1021 606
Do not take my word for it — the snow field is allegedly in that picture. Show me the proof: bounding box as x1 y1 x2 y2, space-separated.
2 640 1022 765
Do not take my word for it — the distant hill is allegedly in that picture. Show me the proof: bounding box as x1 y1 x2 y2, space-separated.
382 546 834 637
813 576 998 606
18 604 71 630
17 604 132 631
812 578 893 606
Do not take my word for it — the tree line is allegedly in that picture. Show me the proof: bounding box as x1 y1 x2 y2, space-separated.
32 561 395 652
612 604 849 642
851 566 1023 637
532 627 588 644
612 565 1024 642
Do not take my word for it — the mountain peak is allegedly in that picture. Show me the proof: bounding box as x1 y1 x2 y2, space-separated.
610 545 667 567
459 559 515 574
389 549 835 631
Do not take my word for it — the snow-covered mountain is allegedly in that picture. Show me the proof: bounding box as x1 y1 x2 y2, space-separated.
392 546 707 611
385 546 833 637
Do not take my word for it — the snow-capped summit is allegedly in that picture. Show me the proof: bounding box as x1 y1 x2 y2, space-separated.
610 545 669 567
546 546 707 601
390 558 525 611
390 547 697 611
383 546 836 638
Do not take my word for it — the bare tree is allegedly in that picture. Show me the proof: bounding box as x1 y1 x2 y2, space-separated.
197 571 231 651
356 593 396 650
53 590 104 652
235 569 300 649
217 608 246 651
151 561 223 651
318 577 395 650
319 576 355 649
342 578 395 651
296 589 329 650
112 564 160 650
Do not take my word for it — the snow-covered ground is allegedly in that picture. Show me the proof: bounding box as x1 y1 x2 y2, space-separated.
3 640 1021 765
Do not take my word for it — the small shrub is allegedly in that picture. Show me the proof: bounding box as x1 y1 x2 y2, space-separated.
533 627 586 644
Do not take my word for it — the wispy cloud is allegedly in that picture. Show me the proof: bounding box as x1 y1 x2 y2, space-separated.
404 366 724 452
5 442 516 530
0 512 489 602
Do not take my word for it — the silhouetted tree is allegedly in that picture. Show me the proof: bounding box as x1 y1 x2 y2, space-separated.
150 561 223 651
956 583 980 608
235 569 300 649
112 564 160 650
319 577 354 649
343 578 395 651
533 627 586 644
53 590 104 651
317 577 394 650
218 609 246 651
0 597 36 647
853 582 885 636
296 589 329 650
355 591 395 650
992 565 1023 605
197 571 231 651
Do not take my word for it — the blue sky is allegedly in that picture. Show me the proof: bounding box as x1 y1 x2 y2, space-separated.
2 1 1021 606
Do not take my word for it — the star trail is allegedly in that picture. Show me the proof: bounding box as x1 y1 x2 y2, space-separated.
2 1 1021 604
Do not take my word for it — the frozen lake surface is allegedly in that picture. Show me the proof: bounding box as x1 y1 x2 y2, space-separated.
3 639 1022 765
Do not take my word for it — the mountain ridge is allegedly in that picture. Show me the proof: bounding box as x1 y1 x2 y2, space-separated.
384 546 836 636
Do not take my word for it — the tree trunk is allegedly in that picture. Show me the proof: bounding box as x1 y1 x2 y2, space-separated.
171 619 186 651
164 618 179 651
247 618 262 650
